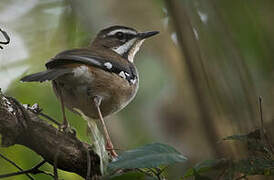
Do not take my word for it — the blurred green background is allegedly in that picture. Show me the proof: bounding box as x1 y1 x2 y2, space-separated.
0 0 274 179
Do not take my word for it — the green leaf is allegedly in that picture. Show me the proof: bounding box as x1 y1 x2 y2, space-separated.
184 159 228 178
102 171 157 180
107 143 187 173
223 129 260 142
193 169 213 180
223 129 271 156
223 134 249 141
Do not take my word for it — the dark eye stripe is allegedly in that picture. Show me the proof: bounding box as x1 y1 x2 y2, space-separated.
125 34 135 39
108 33 136 40
116 32 124 39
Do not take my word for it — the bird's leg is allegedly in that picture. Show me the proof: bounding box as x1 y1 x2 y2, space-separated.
59 91 69 131
93 96 118 158
54 81 75 135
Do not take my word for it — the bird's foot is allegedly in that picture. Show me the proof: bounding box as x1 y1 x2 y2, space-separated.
59 123 76 137
106 142 118 159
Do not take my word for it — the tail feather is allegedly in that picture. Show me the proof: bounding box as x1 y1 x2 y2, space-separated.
20 68 71 82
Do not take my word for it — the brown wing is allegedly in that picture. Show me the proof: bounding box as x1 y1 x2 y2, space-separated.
46 48 137 83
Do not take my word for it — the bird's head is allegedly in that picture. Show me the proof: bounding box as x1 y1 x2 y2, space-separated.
91 25 159 62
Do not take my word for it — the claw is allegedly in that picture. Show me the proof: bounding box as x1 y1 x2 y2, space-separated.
106 142 118 158
59 123 76 137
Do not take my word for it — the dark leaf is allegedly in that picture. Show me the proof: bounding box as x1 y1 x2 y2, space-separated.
223 129 260 142
107 143 187 173
233 157 274 176
184 159 228 178
223 130 271 156
192 169 212 180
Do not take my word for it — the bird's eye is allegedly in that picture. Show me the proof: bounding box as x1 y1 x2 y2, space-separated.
115 32 124 39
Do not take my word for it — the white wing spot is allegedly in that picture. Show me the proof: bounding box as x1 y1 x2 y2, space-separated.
130 79 137 84
104 62 112 69
119 71 126 79
125 72 130 77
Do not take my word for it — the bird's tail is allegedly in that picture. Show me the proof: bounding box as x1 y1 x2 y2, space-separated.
74 108 109 174
20 68 71 82
87 119 109 173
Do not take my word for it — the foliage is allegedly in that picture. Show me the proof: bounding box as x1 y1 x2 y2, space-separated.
183 129 274 179
103 171 158 180
1 0 274 179
106 143 187 179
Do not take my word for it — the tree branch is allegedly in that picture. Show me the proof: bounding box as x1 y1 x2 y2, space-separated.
0 90 101 179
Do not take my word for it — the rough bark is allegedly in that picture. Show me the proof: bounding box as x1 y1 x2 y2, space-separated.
0 91 101 179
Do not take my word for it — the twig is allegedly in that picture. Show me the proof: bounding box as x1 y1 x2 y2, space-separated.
258 96 274 154
148 168 163 180
39 170 55 178
259 96 264 138
26 103 60 126
86 147 91 180
0 153 34 180
0 160 46 179
0 28 10 49
136 168 154 177
53 145 60 180
39 112 61 125
156 166 168 178
53 164 58 180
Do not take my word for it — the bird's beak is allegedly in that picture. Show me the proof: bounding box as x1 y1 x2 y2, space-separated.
137 31 159 40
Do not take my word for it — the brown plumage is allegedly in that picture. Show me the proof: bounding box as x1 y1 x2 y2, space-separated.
21 25 159 157
52 61 138 119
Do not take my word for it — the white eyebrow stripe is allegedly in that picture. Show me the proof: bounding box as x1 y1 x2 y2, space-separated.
107 29 137 36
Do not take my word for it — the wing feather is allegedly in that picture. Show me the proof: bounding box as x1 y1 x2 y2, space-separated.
21 48 137 84
20 68 72 82
46 49 137 83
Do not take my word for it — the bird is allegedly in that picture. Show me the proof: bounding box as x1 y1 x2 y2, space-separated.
20 25 159 157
